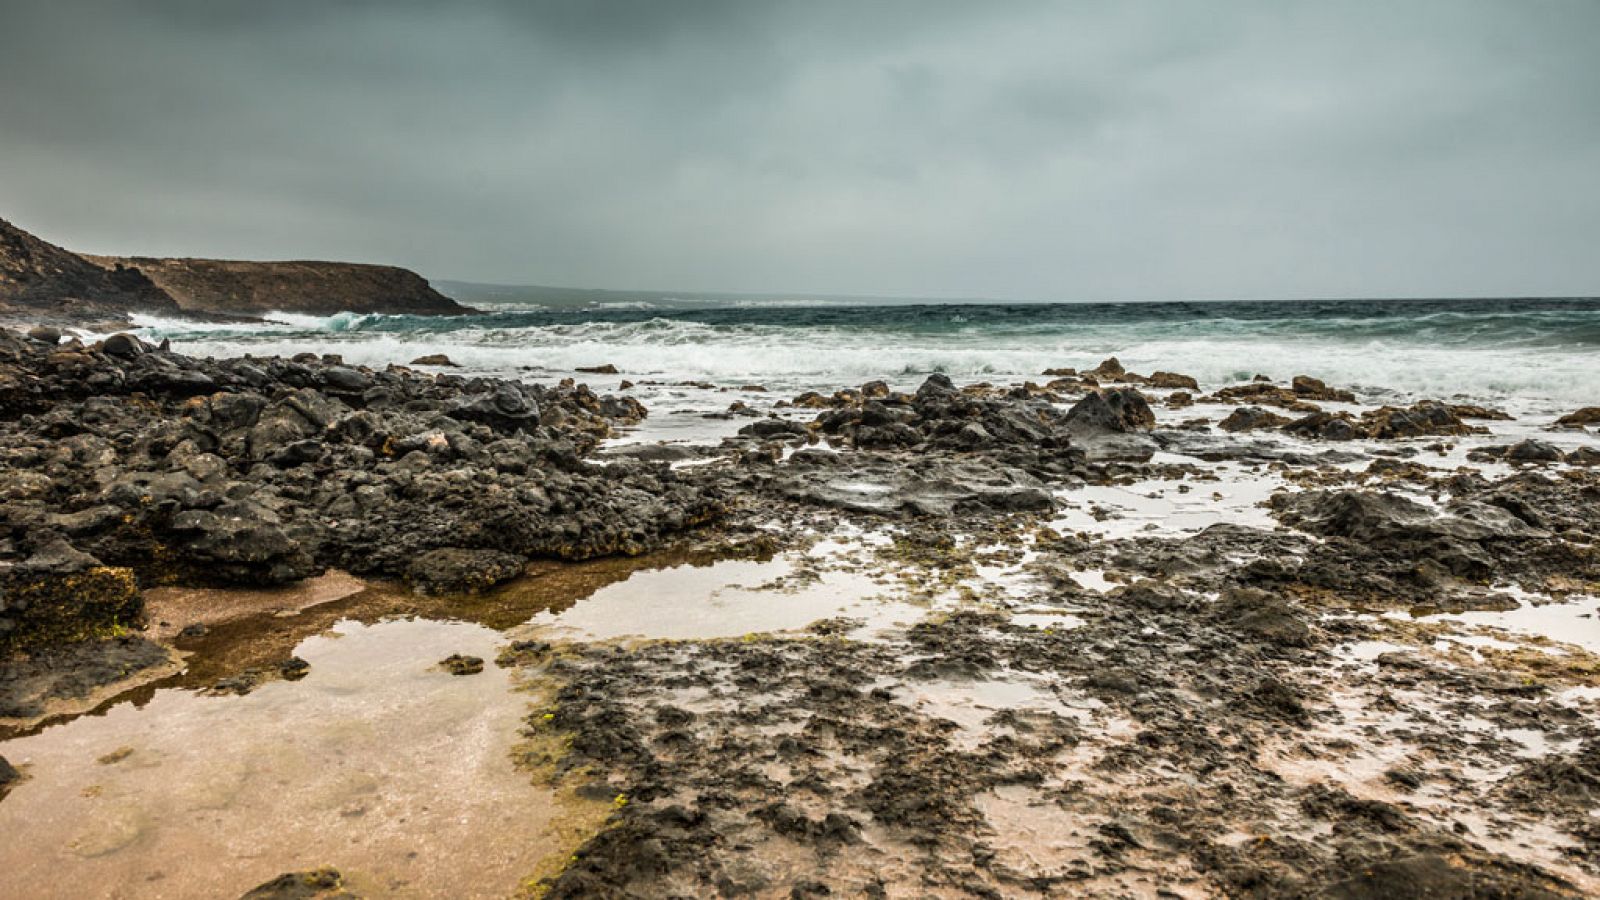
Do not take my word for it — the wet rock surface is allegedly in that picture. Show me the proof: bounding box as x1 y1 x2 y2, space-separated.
0 752 18 797
0 326 723 647
439 653 484 676
498 368 1600 896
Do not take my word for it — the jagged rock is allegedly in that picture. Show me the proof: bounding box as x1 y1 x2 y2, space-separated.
1064 388 1155 434
1212 587 1313 648
1207 382 1321 412
440 654 485 676
1568 446 1600 466
167 503 315 584
1505 439 1565 463
406 547 526 595
1219 407 1292 433
443 382 539 431
1274 489 1547 543
1556 407 1600 428
0 326 719 628
1148 371 1199 390
1291 375 1356 402
1284 411 1363 441
1362 400 1476 439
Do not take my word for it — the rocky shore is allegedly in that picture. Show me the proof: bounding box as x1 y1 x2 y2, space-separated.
510 370 1600 897
0 326 719 716
2 332 1598 898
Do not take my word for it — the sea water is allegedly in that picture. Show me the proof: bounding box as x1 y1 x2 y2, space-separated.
123 297 1600 419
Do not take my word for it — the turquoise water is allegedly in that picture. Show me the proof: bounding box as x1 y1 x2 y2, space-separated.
132 297 1600 410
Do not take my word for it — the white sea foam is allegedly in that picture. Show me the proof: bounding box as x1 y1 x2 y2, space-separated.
131 309 1600 413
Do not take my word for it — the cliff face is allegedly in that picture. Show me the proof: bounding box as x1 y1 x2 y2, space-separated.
85 256 473 317
0 218 180 320
1 215 472 323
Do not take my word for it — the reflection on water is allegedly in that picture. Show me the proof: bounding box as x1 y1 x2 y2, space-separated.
514 555 918 641
0 530 950 898
0 618 585 900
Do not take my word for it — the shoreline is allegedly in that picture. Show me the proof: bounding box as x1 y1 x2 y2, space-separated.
1 326 1598 896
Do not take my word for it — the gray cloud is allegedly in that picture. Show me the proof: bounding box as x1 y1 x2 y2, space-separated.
2 1 1597 300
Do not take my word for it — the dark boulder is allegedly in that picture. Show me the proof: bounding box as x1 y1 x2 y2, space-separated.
1283 411 1362 441
98 332 147 359
405 547 527 595
1291 374 1356 402
1274 489 1547 543
1504 439 1564 463
1555 407 1600 428
443 382 539 431
1064 388 1155 434
1212 587 1313 648
439 653 485 675
1218 406 1291 433
1147 371 1199 390
167 503 315 584
1362 400 1474 439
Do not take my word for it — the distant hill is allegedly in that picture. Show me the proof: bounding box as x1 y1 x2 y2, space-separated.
1 215 473 324
89 255 474 317
0 217 180 322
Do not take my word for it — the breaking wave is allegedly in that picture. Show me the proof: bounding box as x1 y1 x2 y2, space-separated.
129 298 1600 411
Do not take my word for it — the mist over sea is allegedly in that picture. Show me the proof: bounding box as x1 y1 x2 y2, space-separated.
130 297 1600 414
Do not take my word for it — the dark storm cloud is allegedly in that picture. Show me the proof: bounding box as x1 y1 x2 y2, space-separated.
2 1 1597 299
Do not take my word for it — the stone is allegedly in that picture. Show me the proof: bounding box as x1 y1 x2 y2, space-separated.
410 353 458 366
1064 388 1155 433
440 654 485 676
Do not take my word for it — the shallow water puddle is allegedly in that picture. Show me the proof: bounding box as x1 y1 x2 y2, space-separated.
517 554 921 641
1009 608 1087 630
894 675 1085 751
975 785 1214 898
1429 596 1600 654
1049 467 1283 538
0 617 578 900
141 571 368 641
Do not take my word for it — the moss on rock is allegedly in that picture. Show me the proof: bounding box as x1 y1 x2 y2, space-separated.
0 566 142 656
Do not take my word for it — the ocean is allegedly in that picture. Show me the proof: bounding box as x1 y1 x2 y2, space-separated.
128 297 1600 420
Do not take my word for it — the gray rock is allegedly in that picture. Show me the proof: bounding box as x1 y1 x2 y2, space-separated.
99 332 146 358
1064 388 1155 434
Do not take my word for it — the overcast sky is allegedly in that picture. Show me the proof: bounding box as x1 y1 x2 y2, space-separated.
3 1 1597 300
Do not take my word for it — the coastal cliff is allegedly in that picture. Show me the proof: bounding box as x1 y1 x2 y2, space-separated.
2 216 472 323
0 218 179 322
85 255 474 317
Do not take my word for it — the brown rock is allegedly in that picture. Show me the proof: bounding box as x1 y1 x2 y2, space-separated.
1219 407 1292 432
1291 375 1356 403
1148 371 1199 391
1555 407 1600 428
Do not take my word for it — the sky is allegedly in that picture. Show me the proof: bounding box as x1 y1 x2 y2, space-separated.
2 1 1598 301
